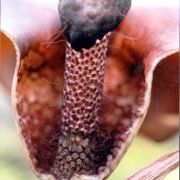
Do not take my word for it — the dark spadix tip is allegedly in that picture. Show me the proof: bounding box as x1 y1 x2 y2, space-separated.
58 0 131 51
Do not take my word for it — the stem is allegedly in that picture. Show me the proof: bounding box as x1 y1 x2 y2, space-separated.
127 150 179 180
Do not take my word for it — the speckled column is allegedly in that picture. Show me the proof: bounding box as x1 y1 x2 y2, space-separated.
50 33 113 179
61 33 111 136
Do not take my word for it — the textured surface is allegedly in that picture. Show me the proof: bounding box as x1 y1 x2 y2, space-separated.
51 131 113 179
50 34 114 179
61 34 111 135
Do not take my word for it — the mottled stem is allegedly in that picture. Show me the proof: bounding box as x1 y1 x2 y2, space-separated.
127 150 179 180
61 33 111 136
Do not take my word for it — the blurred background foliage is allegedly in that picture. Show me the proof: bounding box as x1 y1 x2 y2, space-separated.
0 89 178 180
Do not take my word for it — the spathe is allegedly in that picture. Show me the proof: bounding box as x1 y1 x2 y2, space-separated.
0 0 179 179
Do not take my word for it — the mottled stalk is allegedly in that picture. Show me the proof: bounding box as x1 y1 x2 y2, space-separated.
61 33 111 135
51 33 113 179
